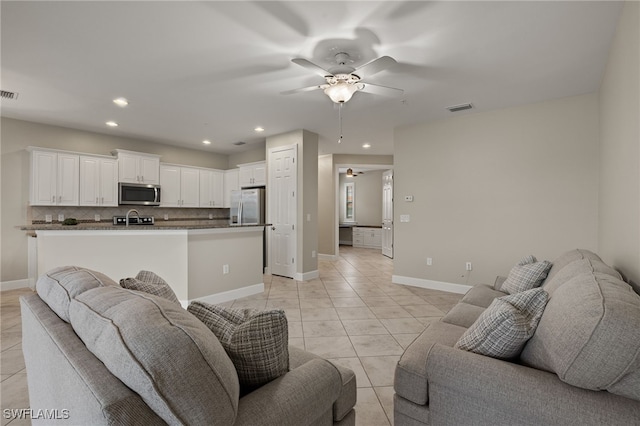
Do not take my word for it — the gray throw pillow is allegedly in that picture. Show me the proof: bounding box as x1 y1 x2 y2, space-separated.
455 288 549 359
120 270 180 305
502 256 552 294
188 302 289 393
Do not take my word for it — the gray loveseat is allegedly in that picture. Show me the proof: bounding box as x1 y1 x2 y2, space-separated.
394 249 640 425
20 266 356 425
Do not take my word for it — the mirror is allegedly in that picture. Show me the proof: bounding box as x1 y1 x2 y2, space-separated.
345 182 355 222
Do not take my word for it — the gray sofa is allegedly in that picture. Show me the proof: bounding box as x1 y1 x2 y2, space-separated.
394 249 640 425
20 267 356 425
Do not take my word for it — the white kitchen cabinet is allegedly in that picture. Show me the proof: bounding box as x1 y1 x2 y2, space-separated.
238 161 266 187
199 169 224 207
224 168 239 208
113 150 160 184
352 227 382 249
30 149 79 206
160 164 199 207
79 155 118 206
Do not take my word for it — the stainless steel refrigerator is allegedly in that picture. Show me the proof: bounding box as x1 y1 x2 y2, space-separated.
230 188 266 225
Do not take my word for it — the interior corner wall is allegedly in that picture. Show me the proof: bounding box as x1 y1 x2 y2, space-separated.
317 155 335 256
598 0 640 286
393 93 600 286
0 117 229 283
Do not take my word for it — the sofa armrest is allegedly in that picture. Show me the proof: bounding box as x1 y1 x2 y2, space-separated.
425 344 640 425
493 275 507 291
235 358 343 426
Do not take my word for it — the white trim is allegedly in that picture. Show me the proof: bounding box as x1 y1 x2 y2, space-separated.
392 275 471 294
318 253 338 261
295 270 319 281
1 279 30 292
180 283 265 308
338 240 352 246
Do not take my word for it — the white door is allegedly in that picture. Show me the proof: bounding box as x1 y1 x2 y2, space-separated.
382 170 394 258
269 145 297 278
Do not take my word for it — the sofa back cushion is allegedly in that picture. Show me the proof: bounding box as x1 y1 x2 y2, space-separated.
542 258 622 296
36 266 119 322
69 286 240 425
521 272 640 400
543 249 601 284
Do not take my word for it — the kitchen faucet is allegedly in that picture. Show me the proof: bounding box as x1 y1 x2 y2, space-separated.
125 209 140 227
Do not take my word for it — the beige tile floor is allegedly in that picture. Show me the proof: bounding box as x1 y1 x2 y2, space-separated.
0 245 463 426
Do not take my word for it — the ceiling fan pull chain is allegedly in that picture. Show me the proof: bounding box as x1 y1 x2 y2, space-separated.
338 103 343 144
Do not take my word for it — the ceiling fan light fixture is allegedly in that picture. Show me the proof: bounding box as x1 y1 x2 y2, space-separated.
346 168 354 177
324 82 359 103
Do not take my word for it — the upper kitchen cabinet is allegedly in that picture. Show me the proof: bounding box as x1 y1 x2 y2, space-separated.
199 169 224 207
29 148 79 206
238 161 266 187
160 164 199 208
79 155 118 207
112 149 160 184
224 168 239 207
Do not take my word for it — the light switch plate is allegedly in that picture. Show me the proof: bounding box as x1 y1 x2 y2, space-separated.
400 214 410 223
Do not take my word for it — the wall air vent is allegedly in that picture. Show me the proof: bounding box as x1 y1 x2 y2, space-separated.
233 141 246 146
1 90 19 100
446 103 473 112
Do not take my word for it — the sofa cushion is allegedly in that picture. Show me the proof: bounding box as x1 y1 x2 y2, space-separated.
461 284 508 308
455 288 549 359
502 257 552 294
69 286 240 425
187 302 289 393
36 266 119 322
120 270 180 305
521 272 640 400
395 321 467 405
441 302 487 328
544 248 601 284
542 258 622 296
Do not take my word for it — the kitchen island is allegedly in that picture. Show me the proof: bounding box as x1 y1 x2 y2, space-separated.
23 221 267 307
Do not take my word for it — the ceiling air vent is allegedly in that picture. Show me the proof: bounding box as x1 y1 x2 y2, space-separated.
1 90 19 100
233 141 246 146
447 103 473 112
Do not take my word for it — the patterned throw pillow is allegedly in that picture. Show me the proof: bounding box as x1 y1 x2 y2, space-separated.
187 302 289 393
120 270 181 305
455 288 549 359
502 255 552 294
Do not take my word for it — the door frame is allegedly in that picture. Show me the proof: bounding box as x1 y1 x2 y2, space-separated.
333 163 393 258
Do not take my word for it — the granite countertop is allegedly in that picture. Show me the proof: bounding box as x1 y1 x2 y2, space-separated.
20 220 270 231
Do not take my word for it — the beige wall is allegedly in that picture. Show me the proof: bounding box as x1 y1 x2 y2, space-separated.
339 169 384 226
317 154 393 257
393 93 600 286
0 117 229 282
228 145 266 168
598 0 640 287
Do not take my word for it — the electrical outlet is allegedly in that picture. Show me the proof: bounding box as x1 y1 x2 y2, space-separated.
466 262 473 271
208 213 213 220
94 214 101 222
312 250 316 258
45 214 52 223
223 264 229 274
58 214 64 222
164 214 169 221
427 257 433 266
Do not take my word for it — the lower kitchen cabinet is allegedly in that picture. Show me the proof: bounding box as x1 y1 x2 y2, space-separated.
352 227 382 249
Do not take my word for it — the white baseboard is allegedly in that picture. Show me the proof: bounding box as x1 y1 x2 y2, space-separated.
392 275 471 295
180 283 265 308
295 270 319 281
338 240 352 246
318 253 338 261
1 279 31 292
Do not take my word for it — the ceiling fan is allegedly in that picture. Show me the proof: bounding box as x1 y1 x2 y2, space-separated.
283 52 404 103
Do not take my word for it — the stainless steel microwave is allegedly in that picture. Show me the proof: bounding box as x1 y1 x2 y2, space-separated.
118 183 161 206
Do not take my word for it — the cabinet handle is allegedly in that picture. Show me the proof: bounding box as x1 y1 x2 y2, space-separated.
52 195 55 202
96 197 99 204
58 196 62 203
101 197 104 204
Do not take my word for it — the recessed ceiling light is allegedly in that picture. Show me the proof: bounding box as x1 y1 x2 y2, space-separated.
113 97 128 107
362 143 371 149
106 121 118 127
202 140 211 145
254 126 265 132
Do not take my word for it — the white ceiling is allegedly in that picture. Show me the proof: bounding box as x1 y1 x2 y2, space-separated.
0 1 622 156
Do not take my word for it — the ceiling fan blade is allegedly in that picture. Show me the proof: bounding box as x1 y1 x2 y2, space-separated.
280 85 326 95
360 82 404 97
291 58 333 78
353 56 397 78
